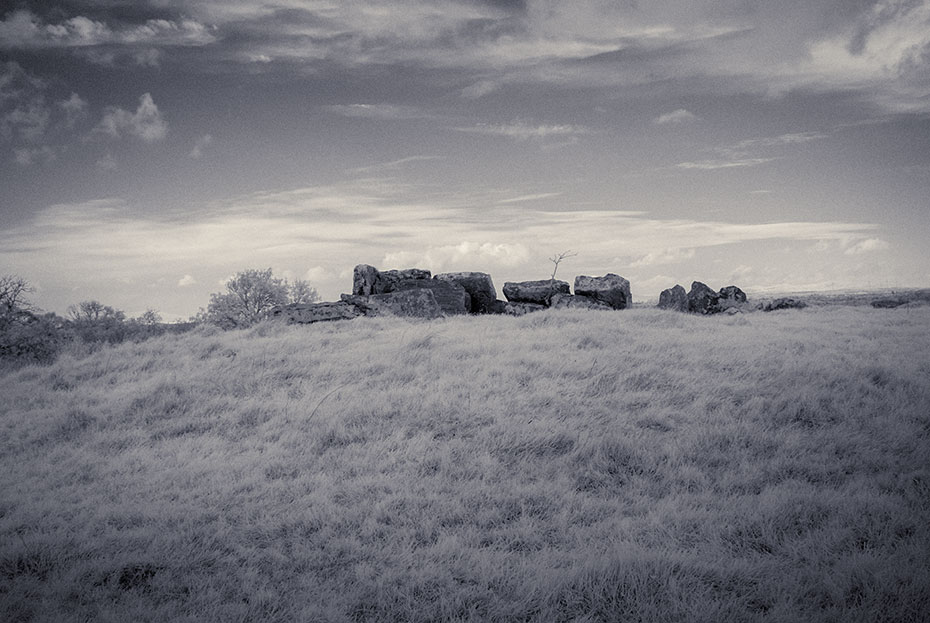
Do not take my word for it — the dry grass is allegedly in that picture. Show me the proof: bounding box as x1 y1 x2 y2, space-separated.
2 306 929 622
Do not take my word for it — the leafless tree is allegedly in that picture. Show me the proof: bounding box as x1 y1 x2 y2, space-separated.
0 275 35 317
547 250 577 302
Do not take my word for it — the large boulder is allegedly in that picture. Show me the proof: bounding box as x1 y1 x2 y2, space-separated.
271 301 360 324
434 272 497 313
658 285 688 312
379 268 431 293
688 281 720 314
340 289 443 319
392 279 469 315
503 279 570 305
352 265 432 295
352 264 381 296
573 274 631 310
717 285 748 310
549 293 612 310
871 297 907 309
502 302 547 316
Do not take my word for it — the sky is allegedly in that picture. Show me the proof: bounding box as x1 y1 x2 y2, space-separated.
1 0 929 320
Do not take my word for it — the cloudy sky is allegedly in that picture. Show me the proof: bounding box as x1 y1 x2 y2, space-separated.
2 1 929 319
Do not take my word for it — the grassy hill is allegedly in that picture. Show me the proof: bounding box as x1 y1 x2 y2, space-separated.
2 306 929 622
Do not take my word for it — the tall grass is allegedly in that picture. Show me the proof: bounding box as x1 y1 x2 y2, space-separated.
2 307 929 622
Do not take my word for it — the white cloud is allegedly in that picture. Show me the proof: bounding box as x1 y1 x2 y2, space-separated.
455 121 591 141
178 274 197 287
95 93 167 142
629 248 696 267
461 80 499 99
844 238 889 255
189 134 213 158
325 104 430 120
653 109 697 124
0 10 214 49
58 92 87 127
675 158 775 170
497 193 562 204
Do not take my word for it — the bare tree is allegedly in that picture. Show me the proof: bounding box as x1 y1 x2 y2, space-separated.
0 275 35 318
547 250 577 302
68 300 125 322
205 268 318 328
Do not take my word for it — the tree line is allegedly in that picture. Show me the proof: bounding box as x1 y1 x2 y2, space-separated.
0 269 318 368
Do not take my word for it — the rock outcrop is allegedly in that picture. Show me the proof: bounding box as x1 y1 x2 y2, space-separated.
340 289 443 319
658 285 688 312
391 279 469 315
271 301 360 323
573 274 631 310
687 281 720 314
717 285 748 311
502 279 570 305
434 272 497 313
352 264 431 296
549 293 612 310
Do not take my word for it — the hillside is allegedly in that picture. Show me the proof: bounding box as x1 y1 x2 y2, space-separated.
2 307 929 622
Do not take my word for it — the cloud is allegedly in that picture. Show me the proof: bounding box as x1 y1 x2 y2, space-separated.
675 158 776 170
844 237 889 255
325 104 431 120
629 248 696 267
349 155 441 174
95 93 167 142
0 10 214 49
178 274 197 287
653 109 697 124
496 193 562 204
13 145 56 165
462 80 499 99
58 93 87 127
454 121 591 141
189 134 213 158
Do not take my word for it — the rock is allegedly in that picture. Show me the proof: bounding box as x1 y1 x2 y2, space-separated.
871 298 907 309
717 285 748 310
352 265 432 295
573 274 631 310
379 268 431 293
434 272 497 313
759 298 807 312
392 279 469 315
503 279 570 305
486 300 510 315
340 289 443 318
688 281 720 314
352 264 381 296
502 302 547 316
549 293 613 310
658 285 688 312
271 301 360 324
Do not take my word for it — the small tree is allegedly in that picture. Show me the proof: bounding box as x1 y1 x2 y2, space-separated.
205 268 317 329
0 274 35 320
68 300 125 322
135 309 163 326
547 250 577 303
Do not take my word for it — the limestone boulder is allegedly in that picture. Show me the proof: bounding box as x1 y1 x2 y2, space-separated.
392 279 469 315
573 274 631 309
549 293 612 310
503 279 570 305
352 264 381 296
502 302 547 316
658 285 688 312
688 281 720 314
340 289 443 319
717 285 748 310
379 268 431 293
434 272 497 313
271 301 360 324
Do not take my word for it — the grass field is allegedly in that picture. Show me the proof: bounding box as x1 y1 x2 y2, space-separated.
2 306 929 622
